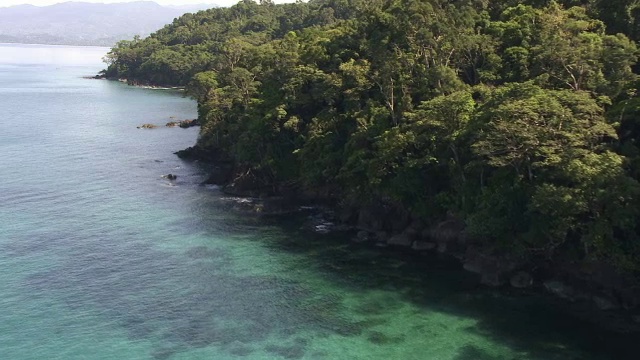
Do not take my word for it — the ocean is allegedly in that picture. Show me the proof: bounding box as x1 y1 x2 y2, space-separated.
0 43 634 360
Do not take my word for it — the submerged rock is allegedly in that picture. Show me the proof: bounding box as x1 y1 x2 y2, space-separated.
366 331 405 345
150 347 178 360
264 343 306 360
138 123 158 129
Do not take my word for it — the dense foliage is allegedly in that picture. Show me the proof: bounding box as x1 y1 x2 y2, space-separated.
104 0 640 271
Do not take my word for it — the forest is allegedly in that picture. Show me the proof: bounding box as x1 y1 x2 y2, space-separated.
103 0 640 281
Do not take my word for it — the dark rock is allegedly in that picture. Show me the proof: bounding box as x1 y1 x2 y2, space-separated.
339 207 357 223
175 149 191 159
387 233 413 247
480 272 504 287
202 165 233 186
620 290 640 310
375 231 389 243
510 271 533 289
461 248 486 274
333 224 352 232
555 261 640 310
174 146 199 160
463 246 519 287
429 215 465 244
353 230 370 243
357 205 385 231
165 174 177 180
259 197 300 215
223 168 271 197
406 219 425 235
167 119 200 128
174 146 226 163
179 119 200 128
389 210 411 232
411 241 436 251
228 196 302 216
543 280 588 302
543 278 625 311
593 295 620 311
387 221 423 247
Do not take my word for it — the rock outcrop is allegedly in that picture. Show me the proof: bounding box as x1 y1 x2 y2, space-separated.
166 119 200 128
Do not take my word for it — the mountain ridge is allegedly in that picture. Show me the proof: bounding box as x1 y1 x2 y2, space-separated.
0 1 218 46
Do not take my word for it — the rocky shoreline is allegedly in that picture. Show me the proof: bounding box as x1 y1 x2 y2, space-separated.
137 119 199 129
90 75 185 90
176 145 640 333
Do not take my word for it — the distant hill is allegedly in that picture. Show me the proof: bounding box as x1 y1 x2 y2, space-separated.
0 1 217 46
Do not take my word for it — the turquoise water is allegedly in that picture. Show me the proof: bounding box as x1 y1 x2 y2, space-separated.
0 43 635 360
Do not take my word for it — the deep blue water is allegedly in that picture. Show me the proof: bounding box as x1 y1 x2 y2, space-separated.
0 43 636 360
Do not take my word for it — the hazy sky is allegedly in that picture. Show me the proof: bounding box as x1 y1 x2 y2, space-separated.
0 0 296 7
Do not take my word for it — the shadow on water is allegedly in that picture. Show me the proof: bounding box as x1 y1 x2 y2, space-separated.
455 345 506 360
258 214 639 360
9 186 638 360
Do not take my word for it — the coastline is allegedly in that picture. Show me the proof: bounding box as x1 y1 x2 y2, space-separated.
11 43 637 359
91 75 186 91
0 42 111 49
177 145 640 333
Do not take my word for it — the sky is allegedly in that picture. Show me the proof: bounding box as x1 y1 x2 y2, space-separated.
0 0 296 7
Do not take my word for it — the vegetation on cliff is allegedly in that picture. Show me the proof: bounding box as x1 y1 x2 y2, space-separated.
103 0 640 274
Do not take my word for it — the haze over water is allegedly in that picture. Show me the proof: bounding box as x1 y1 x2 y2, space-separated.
0 43 634 359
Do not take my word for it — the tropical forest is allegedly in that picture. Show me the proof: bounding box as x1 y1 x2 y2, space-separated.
102 0 640 315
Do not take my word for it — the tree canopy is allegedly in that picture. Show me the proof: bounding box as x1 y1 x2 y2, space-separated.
104 0 640 271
